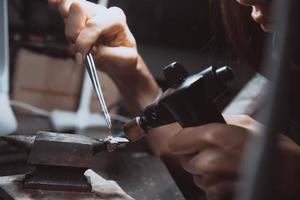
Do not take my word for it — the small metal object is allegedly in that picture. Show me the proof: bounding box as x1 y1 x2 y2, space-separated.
86 53 112 130
101 136 129 152
123 117 146 142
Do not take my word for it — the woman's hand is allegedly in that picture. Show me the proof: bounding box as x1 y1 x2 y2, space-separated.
48 0 160 113
168 115 300 200
169 123 248 200
49 0 136 71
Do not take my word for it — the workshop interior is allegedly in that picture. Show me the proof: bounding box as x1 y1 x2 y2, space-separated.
0 0 299 200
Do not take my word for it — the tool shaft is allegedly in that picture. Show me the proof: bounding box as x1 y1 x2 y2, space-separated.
86 53 112 129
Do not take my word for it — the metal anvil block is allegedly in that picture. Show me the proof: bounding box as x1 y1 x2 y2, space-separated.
1 131 128 192
28 132 106 168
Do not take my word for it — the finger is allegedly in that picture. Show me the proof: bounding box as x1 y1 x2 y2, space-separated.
193 175 218 191
168 126 216 155
48 0 60 5
100 7 131 46
201 125 249 151
207 182 235 200
181 149 240 176
65 1 106 42
75 8 127 56
58 0 85 18
169 124 249 155
193 176 235 199
93 46 138 70
58 0 75 18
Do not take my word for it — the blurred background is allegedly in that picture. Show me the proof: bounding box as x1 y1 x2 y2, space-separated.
7 0 256 114
9 0 228 72
5 0 262 119
8 0 254 79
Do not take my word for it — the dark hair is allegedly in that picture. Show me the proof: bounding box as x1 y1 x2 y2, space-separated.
219 0 265 70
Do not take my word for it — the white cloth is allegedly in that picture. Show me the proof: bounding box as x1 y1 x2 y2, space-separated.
84 169 134 200
223 73 269 116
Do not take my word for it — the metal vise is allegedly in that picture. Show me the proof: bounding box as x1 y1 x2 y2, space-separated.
1 131 128 192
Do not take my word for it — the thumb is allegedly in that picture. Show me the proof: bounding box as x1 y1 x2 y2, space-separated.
94 46 138 70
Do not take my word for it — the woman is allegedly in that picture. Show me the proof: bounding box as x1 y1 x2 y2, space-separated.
48 0 300 199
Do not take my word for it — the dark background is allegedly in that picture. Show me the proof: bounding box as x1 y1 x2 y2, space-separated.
8 0 229 72
8 0 255 105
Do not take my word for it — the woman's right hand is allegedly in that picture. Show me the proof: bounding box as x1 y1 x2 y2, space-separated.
48 0 160 113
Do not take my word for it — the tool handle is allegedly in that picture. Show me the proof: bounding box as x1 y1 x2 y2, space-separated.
179 102 225 128
162 96 225 128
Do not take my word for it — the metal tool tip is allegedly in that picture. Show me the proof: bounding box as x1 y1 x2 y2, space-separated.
123 117 146 142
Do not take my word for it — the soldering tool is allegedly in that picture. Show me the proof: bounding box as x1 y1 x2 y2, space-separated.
123 62 234 142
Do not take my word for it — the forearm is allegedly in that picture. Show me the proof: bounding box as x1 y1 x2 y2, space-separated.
113 56 160 115
109 55 179 156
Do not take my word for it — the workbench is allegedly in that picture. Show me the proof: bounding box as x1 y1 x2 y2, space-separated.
0 113 185 200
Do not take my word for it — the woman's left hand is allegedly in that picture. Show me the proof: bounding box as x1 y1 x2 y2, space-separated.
168 115 260 200
169 123 249 200
168 114 300 200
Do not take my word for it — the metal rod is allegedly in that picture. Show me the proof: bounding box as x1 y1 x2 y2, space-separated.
85 53 112 129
